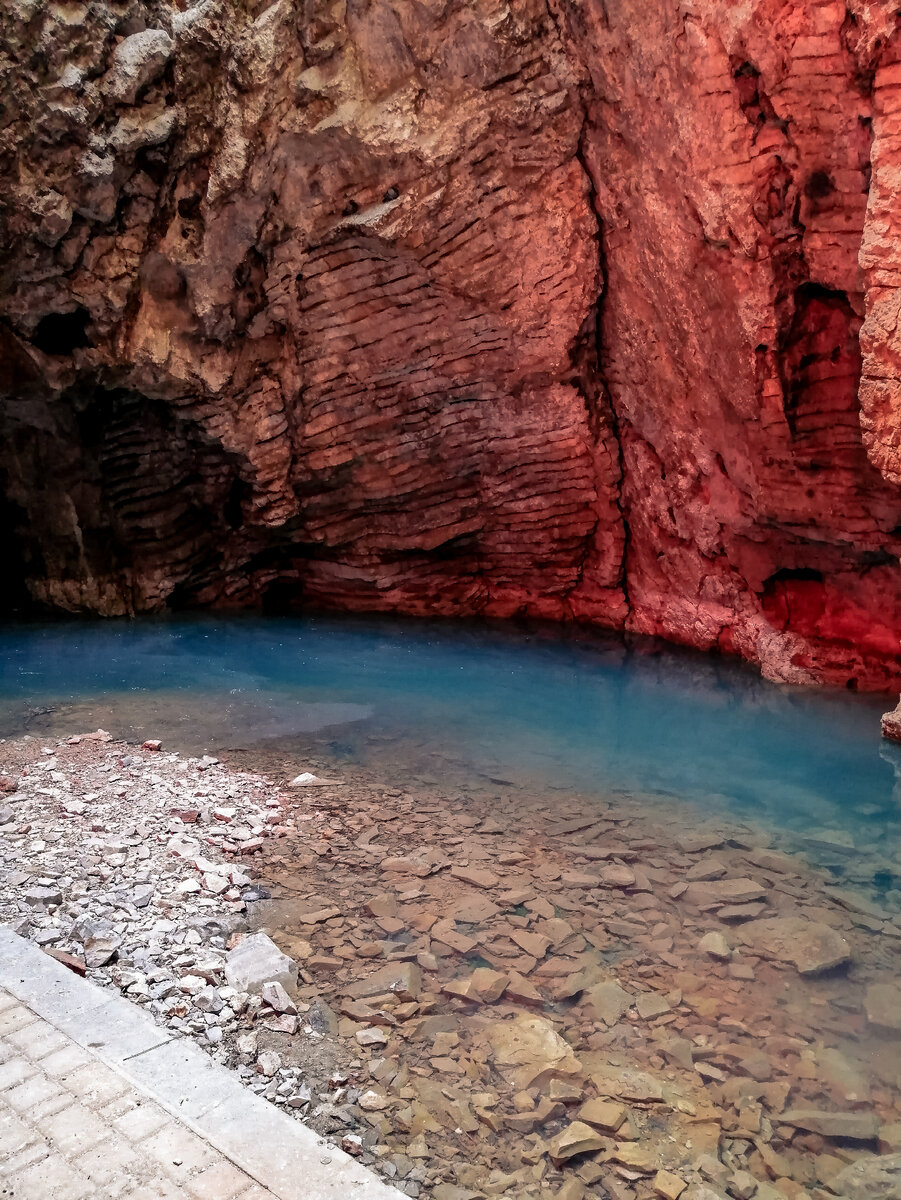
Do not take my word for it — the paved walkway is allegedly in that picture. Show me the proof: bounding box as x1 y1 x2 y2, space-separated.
0 927 399 1200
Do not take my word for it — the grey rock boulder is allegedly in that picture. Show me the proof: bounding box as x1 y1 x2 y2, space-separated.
833 1152 901 1199
224 932 296 994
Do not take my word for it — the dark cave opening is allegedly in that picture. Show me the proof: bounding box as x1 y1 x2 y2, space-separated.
30 308 92 356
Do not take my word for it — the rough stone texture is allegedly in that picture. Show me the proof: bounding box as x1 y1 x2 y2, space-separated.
5 1 901 687
833 1152 901 1199
225 933 297 995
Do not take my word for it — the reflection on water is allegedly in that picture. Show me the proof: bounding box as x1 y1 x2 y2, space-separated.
1 613 900 865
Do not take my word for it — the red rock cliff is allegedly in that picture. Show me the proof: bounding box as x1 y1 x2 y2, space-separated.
3 0 901 689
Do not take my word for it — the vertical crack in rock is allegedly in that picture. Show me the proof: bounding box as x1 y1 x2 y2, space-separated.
571 107 631 620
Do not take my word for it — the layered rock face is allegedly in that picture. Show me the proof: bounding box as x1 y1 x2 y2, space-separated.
3 0 901 689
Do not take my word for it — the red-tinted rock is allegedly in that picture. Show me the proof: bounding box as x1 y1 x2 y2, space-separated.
2 2 901 689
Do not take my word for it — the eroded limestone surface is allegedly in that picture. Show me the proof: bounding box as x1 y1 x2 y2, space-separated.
5 3 901 687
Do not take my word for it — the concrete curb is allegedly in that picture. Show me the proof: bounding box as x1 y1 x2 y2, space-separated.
0 925 402 1200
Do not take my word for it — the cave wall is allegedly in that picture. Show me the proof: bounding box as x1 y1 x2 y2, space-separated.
3 0 901 689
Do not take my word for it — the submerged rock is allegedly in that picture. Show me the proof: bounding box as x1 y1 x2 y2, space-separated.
487 1014 580 1089
780 1108 879 1141
546 1121 606 1165
833 1152 901 1199
737 917 851 975
865 982 901 1032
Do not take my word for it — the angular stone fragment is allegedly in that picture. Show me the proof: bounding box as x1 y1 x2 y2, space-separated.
882 701 901 743
44 947 86 976
588 1061 664 1103
865 981 901 1031
684 879 766 906
599 864 635 888
505 971 544 1006
487 1014 580 1089
261 1012 297 1035
511 928 551 958
677 832 724 853
296 905 340 924
834 1152 901 1199
717 903 765 921
450 864 499 889
442 977 478 1001
737 918 851 975
356 1026 389 1047
83 932 121 967
261 980 296 1014
24 886 62 907
780 1108 879 1140
585 980 632 1025
546 1120 606 1165
698 931 731 960
430 920 478 954
610 1142 656 1172
686 858 727 881
471 967 509 1002
257 1050 281 1077
577 1098 626 1132
225 932 297 993
635 991 670 1019
346 961 421 1002
653 1170 687 1200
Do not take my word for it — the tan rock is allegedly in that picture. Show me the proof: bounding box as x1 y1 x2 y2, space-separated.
865 981 901 1031
586 1059 664 1103
546 1121 606 1165
737 917 851 975
684 879 766 907
577 1098 626 1132
549 1077 584 1103
555 1180 585 1200
505 971 544 1006
653 1169 687 1199
698 931 731 960
585 980 632 1025
431 920 479 954
511 928 552 958
346 961 421 1002
780 1108 879 1140
599 864 636 888
833 1153 901 1200
442 977 479 1002
297 905 341 924
635 991 670 1019
450 864 500 889
608 1142 656 1172
471 967 509 1002
487 1013 581 1089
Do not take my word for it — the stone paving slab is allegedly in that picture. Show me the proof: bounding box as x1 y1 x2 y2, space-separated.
0 925 401 1200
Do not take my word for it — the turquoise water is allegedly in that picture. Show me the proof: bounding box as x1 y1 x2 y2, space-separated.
1 614 899 857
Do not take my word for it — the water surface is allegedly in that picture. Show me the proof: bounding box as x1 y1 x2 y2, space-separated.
1 614 899 871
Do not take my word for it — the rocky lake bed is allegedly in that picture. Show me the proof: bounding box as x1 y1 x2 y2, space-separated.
2 732 901 1200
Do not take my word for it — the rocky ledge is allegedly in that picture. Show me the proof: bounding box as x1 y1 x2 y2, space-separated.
5 2 901 688
3 734 901 1199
